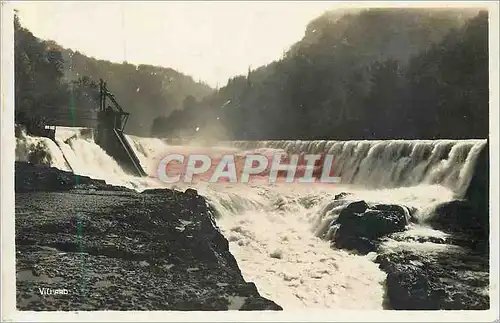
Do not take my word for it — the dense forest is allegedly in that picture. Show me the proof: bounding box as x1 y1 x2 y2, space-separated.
14 12 213 136
15 8 488 141
151 8 489 141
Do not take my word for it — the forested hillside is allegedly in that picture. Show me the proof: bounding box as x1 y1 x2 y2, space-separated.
14 8 488 141
151 8 488 141
14 13 213 135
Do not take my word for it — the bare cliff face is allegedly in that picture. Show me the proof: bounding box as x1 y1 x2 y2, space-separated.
15 162 282 311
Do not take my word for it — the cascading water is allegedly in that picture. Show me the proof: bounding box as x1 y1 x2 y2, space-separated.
16 127 165 190
230 139 486 198
16 128 72 171
14 129 487 309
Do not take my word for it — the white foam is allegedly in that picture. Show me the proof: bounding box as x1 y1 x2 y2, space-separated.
202 183 386 309
16 130 72 171
229 139 486 198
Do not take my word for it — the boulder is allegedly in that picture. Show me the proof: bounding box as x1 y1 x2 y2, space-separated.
339 200 368 214
376 250 489 310
430 200 485 236
429 200 488 253
334 192 352 200
332 201 408 254
334 235 377 254
378 254 445 309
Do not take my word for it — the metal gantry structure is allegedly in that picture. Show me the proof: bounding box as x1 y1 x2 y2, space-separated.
96 79 147 177
99 79 130 132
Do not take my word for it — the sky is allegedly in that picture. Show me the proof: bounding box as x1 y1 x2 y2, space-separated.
13 1 340 87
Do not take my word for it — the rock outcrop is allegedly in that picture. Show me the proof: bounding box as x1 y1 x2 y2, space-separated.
331 201 409 254
428 200 488 252
464 142 489 235
325 197 489 310
15 162 282 311
376 249 489 310
15 161 127 193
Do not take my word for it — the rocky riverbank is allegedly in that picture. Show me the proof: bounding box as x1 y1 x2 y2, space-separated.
15 162 282 311
322 193 490 310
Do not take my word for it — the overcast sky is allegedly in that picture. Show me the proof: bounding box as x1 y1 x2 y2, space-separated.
13 1 341 87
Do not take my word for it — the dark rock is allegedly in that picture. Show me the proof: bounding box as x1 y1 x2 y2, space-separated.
464 143 488 237
15 164 282 311
141 188 173 195
185 188 199 197
334 192 352 200
15 162 130 193
373 204 411 224
240 296 283 311
429 200 488 254
332 202 408 254
334 235 377 254
430 200 485 237
341 200 368 214
377 253 443 309
376 250 489 310
373 203 406 214
339 210 394 238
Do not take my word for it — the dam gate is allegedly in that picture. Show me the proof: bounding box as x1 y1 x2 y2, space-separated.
94 79 147 177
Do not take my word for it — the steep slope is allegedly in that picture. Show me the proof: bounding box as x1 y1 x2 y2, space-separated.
152 8 486 141
15 15 214 136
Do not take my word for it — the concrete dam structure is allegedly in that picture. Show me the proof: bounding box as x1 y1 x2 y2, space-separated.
93 79 147 177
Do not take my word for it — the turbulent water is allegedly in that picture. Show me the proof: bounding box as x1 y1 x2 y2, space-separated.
230 139 485 199
15 127 487 309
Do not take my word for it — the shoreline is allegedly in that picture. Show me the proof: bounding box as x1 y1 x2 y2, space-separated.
15 161 282 311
